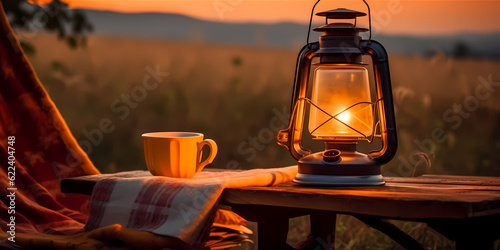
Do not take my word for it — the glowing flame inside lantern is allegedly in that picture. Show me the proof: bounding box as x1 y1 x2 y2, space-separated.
337 111 351 123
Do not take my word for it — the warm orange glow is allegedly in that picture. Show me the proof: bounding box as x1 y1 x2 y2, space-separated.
308 65 373 139
337 111 351 124
59 0 500 35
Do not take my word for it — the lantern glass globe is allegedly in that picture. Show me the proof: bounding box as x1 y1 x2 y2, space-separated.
308 65 373 139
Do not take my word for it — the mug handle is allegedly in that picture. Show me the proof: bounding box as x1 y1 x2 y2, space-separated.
197 139 218 172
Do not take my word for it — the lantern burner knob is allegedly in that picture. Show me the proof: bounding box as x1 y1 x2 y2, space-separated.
323 149 341 163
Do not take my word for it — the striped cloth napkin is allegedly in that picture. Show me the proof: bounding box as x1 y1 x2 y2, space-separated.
84 166 297 248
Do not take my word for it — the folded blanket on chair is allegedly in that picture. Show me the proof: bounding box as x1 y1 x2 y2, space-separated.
84 167 298 248
0 1 99 238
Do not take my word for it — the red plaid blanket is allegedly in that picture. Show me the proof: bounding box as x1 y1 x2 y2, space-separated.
0 1 99 238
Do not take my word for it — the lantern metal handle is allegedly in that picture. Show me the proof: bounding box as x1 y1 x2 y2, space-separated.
307 0 372 49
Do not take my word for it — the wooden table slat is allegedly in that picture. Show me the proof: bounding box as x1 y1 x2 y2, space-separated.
61 170 500 220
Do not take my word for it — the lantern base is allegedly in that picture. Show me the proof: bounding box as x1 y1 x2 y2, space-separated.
294 149 385 186
293 173 385 186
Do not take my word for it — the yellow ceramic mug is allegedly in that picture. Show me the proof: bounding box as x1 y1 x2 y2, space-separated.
142 132 218 178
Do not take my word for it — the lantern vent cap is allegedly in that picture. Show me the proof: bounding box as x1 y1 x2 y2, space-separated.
316 8 366 19
313 23 368 33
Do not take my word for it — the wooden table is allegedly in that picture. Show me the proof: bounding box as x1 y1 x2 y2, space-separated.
61 171 500 250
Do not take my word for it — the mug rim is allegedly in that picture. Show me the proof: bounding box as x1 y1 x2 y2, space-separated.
142 132 203 139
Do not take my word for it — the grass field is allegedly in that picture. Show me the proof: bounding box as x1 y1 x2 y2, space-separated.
26 33 500 249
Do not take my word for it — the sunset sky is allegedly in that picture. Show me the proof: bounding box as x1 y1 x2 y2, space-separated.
63 1 500 35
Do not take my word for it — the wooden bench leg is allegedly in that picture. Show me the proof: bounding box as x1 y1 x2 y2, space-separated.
258 218 290 250
311 212 336 250
294 212 337 250
228 204 307 250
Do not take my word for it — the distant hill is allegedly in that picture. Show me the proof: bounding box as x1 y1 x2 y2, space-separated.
81 9 500 59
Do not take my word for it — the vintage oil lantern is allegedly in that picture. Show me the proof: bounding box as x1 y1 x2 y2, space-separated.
277 2 397 185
